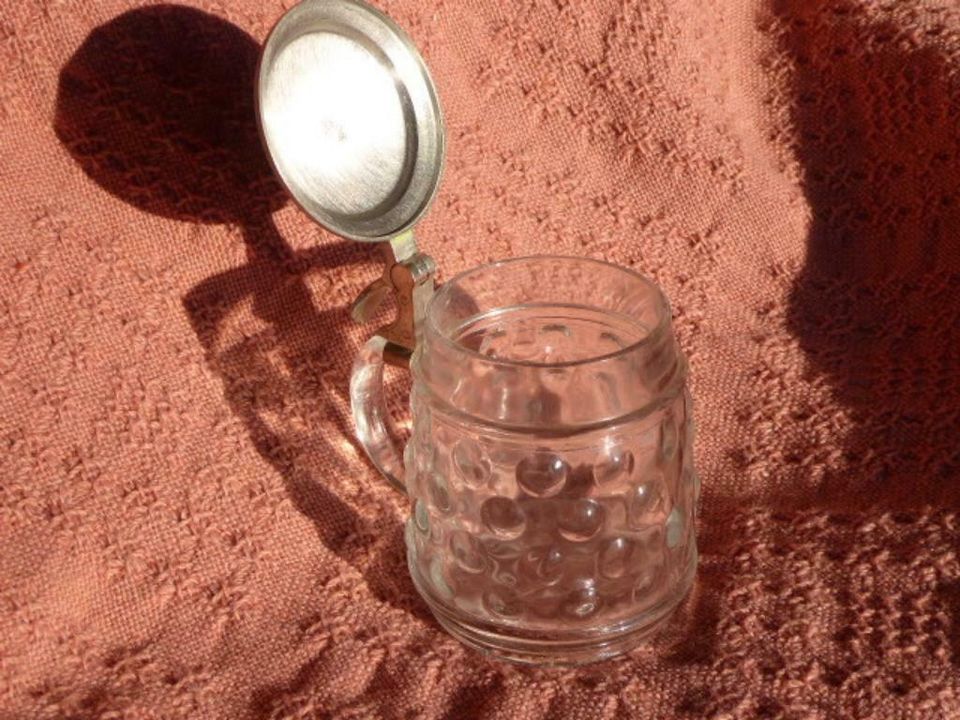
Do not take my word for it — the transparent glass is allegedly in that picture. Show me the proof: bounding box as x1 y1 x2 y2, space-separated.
351 256 697 664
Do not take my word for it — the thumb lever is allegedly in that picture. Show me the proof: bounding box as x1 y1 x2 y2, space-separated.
351 231 436 368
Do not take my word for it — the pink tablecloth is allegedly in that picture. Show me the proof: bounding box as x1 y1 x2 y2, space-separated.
2 0 959 717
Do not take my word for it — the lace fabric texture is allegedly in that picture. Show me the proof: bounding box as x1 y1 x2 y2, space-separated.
1 0 959 717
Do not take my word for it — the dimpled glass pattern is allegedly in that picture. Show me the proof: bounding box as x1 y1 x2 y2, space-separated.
403 257 697 664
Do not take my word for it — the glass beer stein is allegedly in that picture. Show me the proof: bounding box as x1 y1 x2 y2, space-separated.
351 256 697 663
257 0 698 664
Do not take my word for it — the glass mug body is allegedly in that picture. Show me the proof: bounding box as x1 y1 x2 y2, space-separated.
356 256 697 664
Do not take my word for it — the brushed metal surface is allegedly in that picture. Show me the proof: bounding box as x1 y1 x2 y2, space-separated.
257 0 444 241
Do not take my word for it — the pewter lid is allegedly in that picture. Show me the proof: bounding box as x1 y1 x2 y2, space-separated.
257 0 444 241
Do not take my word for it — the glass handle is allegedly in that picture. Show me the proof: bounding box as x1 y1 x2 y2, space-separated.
350 335 407 494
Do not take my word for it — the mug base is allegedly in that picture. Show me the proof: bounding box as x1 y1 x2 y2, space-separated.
412 559 696 666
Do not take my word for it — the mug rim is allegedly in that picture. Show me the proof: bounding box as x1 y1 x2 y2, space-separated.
424 254 672 370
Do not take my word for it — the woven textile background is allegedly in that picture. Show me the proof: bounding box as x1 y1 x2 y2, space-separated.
2 0 959 717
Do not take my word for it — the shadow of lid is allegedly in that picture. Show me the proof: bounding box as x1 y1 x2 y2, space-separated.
54 4 286 225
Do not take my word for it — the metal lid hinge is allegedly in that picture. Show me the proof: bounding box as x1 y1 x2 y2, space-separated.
350 231 436 367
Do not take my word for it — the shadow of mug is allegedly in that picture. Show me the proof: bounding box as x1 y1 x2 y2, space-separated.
54 4 428 620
